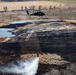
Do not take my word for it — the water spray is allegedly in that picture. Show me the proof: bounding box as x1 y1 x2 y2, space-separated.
0 57 39 75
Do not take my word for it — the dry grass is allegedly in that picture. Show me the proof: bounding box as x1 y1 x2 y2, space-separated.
0 1 64 11
0 38 6 42
63 19 76 24
0 38 10 43
20 53 69 65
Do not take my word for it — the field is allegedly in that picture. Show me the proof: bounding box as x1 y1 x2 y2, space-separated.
49 0 76 3
0 1 76 27
0 1 64 11
0 1 76 75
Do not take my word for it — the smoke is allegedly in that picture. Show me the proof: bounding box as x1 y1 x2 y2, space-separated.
42 63 76 75
0 57 39 75
42 69 60 75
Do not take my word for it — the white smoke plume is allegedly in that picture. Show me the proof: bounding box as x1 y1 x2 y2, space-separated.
0 57 39 75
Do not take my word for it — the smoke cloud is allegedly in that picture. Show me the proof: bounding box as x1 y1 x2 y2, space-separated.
0 57 39 75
